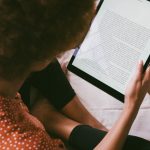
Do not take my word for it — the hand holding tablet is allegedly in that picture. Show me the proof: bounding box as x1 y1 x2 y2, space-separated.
125 61 150 108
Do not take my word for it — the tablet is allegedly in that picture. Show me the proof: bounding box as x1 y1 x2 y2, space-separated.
68 0 150 102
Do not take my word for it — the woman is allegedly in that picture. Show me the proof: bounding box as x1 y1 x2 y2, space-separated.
0 0 150 150
0 0 95 149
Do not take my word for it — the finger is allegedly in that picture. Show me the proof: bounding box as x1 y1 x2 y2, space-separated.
134 60 143 82
142 65 150 85
140 65 150 99
127 60 143 88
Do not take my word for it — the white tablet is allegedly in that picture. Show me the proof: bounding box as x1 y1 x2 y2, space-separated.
68 0 150 102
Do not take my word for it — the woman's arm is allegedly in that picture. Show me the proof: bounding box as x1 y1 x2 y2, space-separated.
30 94 80 140
61 95 108 132
94 61 150 150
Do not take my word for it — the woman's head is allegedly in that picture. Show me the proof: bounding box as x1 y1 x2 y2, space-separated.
0 0 95 80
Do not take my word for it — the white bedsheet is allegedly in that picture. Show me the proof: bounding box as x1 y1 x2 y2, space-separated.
58 50 150 141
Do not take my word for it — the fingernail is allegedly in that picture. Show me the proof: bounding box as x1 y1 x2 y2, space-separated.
139 60 143 65
148 65 150 70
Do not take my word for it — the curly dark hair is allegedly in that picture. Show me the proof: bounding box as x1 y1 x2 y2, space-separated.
0 0 95 80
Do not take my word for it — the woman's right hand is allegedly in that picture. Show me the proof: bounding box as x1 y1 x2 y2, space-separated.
94 62 150 150
125 61 150 110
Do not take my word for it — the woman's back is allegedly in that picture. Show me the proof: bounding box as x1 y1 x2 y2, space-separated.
0 93 65 150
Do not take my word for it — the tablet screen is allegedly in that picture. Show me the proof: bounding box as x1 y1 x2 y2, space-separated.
68 0 150 101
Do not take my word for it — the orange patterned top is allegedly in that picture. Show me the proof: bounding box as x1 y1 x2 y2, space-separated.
0 93 66 150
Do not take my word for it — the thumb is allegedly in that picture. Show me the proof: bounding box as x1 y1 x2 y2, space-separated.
133 60 143 83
